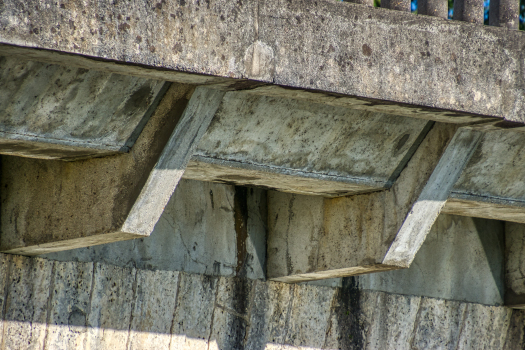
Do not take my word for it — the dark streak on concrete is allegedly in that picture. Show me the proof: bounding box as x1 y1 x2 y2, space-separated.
336 277 364 350
234 186 249 277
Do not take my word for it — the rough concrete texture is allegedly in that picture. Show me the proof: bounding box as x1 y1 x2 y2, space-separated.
0 55 168 160
120 86 225 237
184 91 431 197
1 0 524 123
444 129 525 223
453 0 485 23
504 222 525 308
0 253 523 349
490 0 520 29
358 214 505 306
267 123 460 281
44 179 267 280
383 127 483 268
0 83 194 255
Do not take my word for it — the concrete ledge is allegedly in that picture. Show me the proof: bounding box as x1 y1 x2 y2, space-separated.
1 0 524 123
0 83 194 255
0 56 169 160
443 129 525 223
183 91 432 197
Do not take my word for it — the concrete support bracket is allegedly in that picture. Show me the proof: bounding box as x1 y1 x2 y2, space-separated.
382 128 483 268
121 87 226 236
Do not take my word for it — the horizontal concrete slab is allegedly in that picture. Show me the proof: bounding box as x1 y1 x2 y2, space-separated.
267 123 459 282
443 129 525 223
183 91 432 196
0 56 168 160
1 0 524 123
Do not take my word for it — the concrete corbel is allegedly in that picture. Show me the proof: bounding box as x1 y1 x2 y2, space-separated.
267 125 483 282
0 86 224 255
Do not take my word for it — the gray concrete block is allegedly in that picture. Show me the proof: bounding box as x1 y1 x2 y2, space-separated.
504 311 525 350
171 273 218 349
43 180 267 280
361 292 422 350
208 277 254 350
283 285 335 348
410 298 468 349
128 269 179 350
0 83 194 255
86 263 135 349
0 253 522 348
456 303 512 349
0 56 168 160
358 214 505 306
504 222 525 308
3 256 53 350
244 281 294 349
185 91 432 196
267 123 459 282
0 253 10 347
1 0 523 123
44 260 94 349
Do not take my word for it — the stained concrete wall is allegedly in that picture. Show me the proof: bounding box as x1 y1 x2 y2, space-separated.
45 178 506 306
45 179 267 280
266 122 460 281
0 83 194 254
0 252 523 349
357 214 505 306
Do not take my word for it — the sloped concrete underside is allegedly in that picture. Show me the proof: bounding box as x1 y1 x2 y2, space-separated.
0 253 523 349
0 56 169 160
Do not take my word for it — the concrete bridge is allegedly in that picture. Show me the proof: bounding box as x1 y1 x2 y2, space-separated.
1 0 525 348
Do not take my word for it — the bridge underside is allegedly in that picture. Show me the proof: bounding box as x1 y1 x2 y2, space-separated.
2 0 525 327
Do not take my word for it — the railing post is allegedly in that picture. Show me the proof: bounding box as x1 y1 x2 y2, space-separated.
489 0 520 29
419 0 449 18
453 0 484 23
343 0 375 6
381 0 411 12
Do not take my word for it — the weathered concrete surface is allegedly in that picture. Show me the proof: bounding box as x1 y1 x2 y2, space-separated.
1 0 524 123
490 0 520 29
44 180 267 280
0 253 523 349
444 129 525 223
185 91 432 196
358 214 505 306
504 222 525 308
0 83 194 255
383 127 482 268
120 86 224 237
0 55 168 160
267 123 459 282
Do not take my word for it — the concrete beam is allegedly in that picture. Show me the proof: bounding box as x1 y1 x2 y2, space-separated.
0 56 169 160
121 86 224 236
0 83 197 255
443 128 525 223
184 91 432 197
383 127 482 268
1 0 524 124
267 123 459 282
